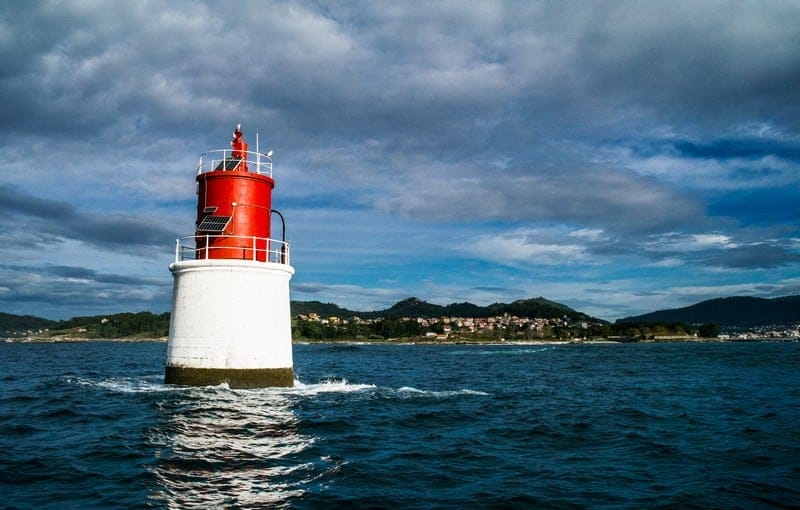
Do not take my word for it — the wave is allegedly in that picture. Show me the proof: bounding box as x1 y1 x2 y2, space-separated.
68 374 379 397
65 375 179 394
288 378 377 396
289 380 490 399
448 346 557 356
64 375 487 402
396 386 490 398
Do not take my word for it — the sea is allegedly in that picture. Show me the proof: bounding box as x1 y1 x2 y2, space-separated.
1 341 799 509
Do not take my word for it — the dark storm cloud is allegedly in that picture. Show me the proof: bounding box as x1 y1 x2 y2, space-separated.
0 184 175 250
2 2 798 194
571 2 800 126
4 1 797 148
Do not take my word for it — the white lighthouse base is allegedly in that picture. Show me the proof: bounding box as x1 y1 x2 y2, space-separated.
165 259 295 388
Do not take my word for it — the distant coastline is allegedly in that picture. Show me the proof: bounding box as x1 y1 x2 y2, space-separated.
3 336 167 343
3 294 799 343
5 335 794 345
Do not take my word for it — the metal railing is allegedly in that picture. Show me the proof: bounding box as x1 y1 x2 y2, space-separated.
174 235 290 265
197 149 273 177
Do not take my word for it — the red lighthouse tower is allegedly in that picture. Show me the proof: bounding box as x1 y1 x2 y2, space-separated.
195 125 276 261
165 124 295 388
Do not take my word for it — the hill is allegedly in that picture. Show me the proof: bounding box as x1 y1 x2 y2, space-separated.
293 296 597 322
1 311 169 339
1 312 56 335
489 297 589 320
290 301 359 318
6 295 796 339
1 297 600 338
56 311 170 339
618 295 800 328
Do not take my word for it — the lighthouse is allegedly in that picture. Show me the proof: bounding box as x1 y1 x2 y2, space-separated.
165 125 295 388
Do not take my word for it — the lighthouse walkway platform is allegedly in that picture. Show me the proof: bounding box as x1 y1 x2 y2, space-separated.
173 235 290 265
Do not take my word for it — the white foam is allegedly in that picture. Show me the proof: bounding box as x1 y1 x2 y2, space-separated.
288 379 377 396
66 375 380 396
449 346 557 356
66 375 181 393
397 386 490 398
68 376 487 400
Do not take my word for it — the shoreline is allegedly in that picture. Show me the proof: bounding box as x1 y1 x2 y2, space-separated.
2 337 168 343
4 336 794 344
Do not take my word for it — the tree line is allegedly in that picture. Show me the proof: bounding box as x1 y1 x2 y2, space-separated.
53 312 170 339
294 317 721 341
6 310 720 341
294 317 425 341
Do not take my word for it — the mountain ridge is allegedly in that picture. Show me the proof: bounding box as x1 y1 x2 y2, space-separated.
0 312 57 333
618 295 800 328
1 296 597 334
4 294 798 335
293 296 596 322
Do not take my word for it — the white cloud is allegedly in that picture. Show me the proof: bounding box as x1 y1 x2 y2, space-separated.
569 228 605 241
459 228 593 266
648 258 685 268
646 232 736 252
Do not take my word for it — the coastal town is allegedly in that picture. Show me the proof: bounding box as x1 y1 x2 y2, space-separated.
3 307 799 342
295 311 580 341
293 312 800 342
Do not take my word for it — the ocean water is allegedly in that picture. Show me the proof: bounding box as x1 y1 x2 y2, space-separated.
1 341 799 509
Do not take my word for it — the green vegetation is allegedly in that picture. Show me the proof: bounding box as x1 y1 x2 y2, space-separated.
291 316 720 343
0 307 723 342
1 312 56 335
697 323 721 338
57 311 171 339
488 297 582 320
610 321 697 339
291 300 356 318
366 296 594 322
6 294 797 341
294 317 424 341
4 311 171 340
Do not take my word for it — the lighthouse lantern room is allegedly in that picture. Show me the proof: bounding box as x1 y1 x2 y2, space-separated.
165 125 295 388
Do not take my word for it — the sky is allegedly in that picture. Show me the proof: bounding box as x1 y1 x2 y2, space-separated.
1 0 799 321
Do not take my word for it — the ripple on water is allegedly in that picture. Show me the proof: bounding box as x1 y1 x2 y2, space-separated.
2 341 800 508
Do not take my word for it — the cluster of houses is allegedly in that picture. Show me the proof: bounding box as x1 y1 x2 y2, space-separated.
295 312 576 340
719 325 800 341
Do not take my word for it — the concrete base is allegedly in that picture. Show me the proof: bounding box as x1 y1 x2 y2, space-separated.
165 365 294 388
165 259 295 388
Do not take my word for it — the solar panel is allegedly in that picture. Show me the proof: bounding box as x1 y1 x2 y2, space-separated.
197 215 231 233
215 157 242 171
